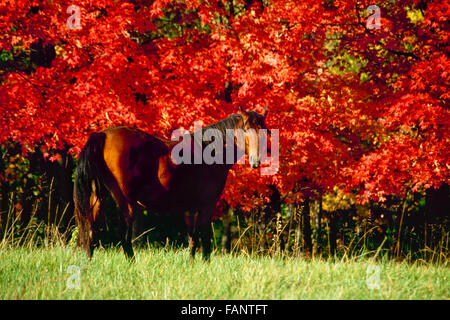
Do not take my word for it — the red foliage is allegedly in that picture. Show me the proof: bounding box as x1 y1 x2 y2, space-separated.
1 0 448 210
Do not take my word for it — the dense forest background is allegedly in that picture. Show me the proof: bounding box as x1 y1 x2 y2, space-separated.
0 0 448 262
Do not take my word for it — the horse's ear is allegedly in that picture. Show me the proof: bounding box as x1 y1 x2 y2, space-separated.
238 105 249 116
262 105 269 118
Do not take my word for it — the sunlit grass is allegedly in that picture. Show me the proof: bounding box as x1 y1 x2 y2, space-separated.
0 246 448 300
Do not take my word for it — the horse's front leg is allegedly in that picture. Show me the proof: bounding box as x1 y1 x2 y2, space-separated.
198 206 214 261
184 211 199 260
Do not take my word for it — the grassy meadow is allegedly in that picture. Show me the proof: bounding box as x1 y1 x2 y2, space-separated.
0 245 448 300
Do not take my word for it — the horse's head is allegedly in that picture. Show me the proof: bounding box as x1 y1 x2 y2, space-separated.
237 106 269 169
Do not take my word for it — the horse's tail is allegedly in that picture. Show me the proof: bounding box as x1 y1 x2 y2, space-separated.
73 132 107 254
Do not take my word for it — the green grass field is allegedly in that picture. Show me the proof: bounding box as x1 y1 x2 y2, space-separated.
0 246 448 300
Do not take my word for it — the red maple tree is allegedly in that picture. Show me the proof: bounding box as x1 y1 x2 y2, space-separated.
1 0 448 211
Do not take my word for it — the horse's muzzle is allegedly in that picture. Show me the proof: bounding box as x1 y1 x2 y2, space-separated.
251 161 260 169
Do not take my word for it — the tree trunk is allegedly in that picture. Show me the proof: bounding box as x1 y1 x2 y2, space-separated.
394 192 409 258
313 197 322 255
0 187 7 238
293 205 302 254
302 198 312 254
329 213 337 256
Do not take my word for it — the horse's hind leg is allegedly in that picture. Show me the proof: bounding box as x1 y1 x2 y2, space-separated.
86 187 103 258
101 172 135 260
111 189 135 260
121 215 135 260
75 208 93 259
113 202 134 260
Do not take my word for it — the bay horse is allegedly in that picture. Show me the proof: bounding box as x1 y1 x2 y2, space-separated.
73 107 269 260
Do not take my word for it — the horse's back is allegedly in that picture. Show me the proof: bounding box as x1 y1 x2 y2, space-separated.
100 126 171 204
98 126 229 213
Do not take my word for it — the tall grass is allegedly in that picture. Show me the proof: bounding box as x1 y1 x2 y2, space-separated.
0 182 448 300
0 189 74 250
0 204 448 299
0 245 448 299
223 207 449 265
1 193 448 266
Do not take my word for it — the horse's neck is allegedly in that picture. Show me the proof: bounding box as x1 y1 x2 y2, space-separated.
190 116 244 167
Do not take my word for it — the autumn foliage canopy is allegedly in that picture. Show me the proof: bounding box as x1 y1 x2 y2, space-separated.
0 0 448 211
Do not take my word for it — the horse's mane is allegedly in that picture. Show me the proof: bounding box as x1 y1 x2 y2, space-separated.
192 114 243 147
